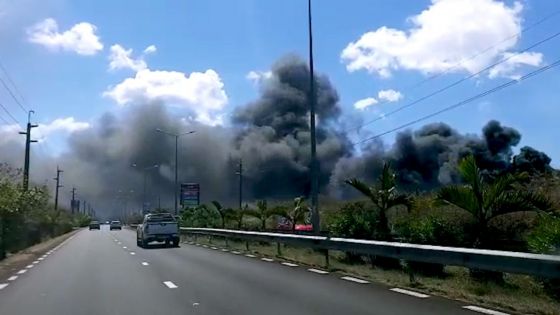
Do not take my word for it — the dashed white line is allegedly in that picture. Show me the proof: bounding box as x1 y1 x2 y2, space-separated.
221 249 229 252
163 281 178 289
211 247 218 250
308 268 328 274
462 306 510 315
245 254 256 258
0 283 8 290
261 258 274 262
32 260 40 264
7 276 18 281
341 276 369 284
390 288 429 298
16 269 27 275
231 251 241 255
202 245 209 248
130 252 136 255
141 262 149 266
281 262 298 267
122 246 127 249
25 265 34 269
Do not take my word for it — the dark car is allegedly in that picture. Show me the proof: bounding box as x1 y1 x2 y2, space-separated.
110 220 122 230
89 220 100 230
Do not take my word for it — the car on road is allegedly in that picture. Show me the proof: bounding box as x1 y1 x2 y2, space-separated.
137 213 179 247
109 220 122 230
89 220 100 230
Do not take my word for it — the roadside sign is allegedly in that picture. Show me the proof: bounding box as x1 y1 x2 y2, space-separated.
181 183 200 207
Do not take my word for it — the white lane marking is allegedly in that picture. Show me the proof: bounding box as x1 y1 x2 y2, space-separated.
17 269 27 275
231 251 241 255
308 268 328 274
245 254 256 258
221 249 229 252
141 262 149 266
463 306 510 315
211 247 218 250
341 276 369 284
163 281 178 289
202 245 209 248
40 255 47 258
7 276 18 281
281 262 298 267
26 265 34 269
390 288 429 298
122 246 127 249
0 283 8 290
117 242 122 245
33 260 40 264
130 252 136 255
38 257 44 261
261 258 274 262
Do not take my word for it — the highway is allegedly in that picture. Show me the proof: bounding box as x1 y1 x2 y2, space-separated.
0 227 485 315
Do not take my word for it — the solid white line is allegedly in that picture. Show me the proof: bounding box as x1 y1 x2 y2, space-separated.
281 262 298 267
261 258 274 262
341 276 369 284
26 265 34 269
7 276 18 281
0 283 8 290
17 270 26 275
463 306 510 315
231 251 241 255
163 281 178 289
141 262 149 266
245 254 256 258
390 288 429 298
33 260 40 264
130 252 136 255
308 268 328 274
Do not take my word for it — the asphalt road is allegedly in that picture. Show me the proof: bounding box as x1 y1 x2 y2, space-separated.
0 227 491 315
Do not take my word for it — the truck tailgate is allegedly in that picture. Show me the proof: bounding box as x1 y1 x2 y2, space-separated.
146 222 178 235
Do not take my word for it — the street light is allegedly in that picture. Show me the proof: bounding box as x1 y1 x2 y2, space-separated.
131 163 159 214
155 128 196 215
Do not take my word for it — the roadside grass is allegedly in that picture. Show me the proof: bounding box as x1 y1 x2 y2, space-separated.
186 235 560 315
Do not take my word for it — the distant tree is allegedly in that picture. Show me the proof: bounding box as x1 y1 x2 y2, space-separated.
245 200 274 231
272 197 310 233
345 163 412 241
211 201 228 228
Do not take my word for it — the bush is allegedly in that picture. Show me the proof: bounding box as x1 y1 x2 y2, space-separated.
327 201 379 239
527 213 560 299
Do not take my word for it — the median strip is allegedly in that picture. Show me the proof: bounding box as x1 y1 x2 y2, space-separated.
308 268 328 274
390 288 429 298
462 306 510 315
163 281 178 289
341 276 369 284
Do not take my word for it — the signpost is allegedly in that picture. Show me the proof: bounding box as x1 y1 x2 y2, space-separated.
181 183 200 207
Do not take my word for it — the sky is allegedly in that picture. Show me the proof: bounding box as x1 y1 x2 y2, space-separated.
1 0 559 166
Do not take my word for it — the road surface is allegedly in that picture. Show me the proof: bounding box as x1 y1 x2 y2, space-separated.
0 227 491 315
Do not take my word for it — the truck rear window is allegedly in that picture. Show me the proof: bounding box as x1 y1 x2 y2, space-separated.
147 215 175 223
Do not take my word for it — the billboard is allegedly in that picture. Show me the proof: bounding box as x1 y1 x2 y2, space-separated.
181 183 200 207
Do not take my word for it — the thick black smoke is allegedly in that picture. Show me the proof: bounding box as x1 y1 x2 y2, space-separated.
232 55 352 199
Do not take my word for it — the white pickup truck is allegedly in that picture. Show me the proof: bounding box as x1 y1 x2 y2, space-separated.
136 213 180 247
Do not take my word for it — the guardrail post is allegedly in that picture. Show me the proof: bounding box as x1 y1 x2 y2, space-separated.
276 242 282 256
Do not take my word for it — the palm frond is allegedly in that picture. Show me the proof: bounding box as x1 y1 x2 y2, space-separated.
378 162 396 191
211 200 223 212
491 191 555 219
458 155 484 200
388 194 413 211
345 178 374 199
436 185 479 216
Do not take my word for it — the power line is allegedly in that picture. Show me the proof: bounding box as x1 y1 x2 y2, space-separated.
348 29 560 133
352 57 560 146
0 100 20 126
0 77 28 114
0 59 29 112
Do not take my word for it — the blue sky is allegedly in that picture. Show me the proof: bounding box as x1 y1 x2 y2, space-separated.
0 0 559 165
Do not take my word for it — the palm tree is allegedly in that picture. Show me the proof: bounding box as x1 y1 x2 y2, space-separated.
437 155 554 249
229 204 250 230
246 200 273 231
211 201 229 228
345 163 412 241
273 197 310 233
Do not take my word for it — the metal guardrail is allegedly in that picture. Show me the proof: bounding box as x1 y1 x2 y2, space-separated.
181 227 560 278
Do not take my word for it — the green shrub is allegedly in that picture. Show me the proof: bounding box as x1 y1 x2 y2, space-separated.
527 213 560 300
327 201 379 239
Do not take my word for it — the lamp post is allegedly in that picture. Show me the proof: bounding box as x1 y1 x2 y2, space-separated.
155 128 196 215
131 163 159 214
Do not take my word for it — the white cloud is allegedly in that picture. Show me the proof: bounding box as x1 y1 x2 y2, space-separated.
108 44 147 71
354 97 378 110
378 89 403 102
0 124 22 145
104 68 228 125
246 70 272 84
36 117 90 139
488 51 543 80
341 0 540 79
27 18 103 55
143 45 157 54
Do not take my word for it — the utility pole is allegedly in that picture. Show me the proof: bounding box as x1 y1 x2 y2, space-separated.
18 111 38 191
71 187 76 214
308 0 320 235
237 159 243 210
53 166 63 211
